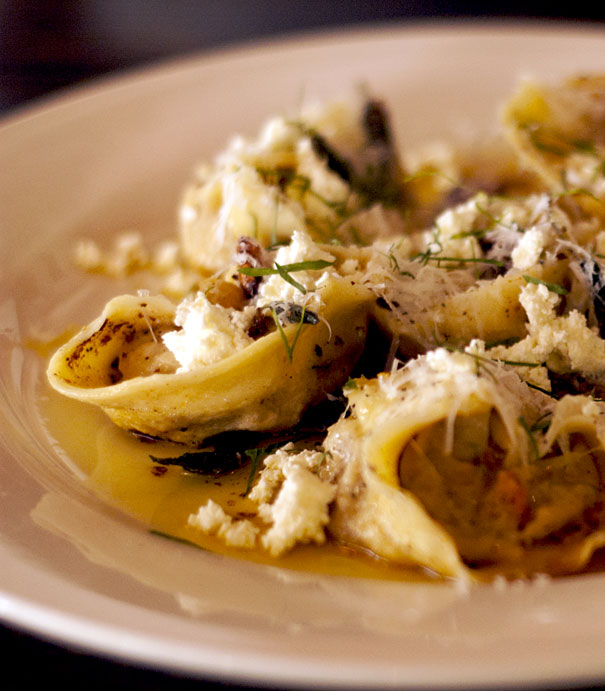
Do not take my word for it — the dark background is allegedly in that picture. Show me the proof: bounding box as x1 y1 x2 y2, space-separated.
2 2 605 690
3 0 605 116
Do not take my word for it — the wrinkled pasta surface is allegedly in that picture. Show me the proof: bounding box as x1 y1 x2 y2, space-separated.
49 78 605 580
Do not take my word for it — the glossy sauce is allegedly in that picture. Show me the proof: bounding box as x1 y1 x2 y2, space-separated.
40 381 434 583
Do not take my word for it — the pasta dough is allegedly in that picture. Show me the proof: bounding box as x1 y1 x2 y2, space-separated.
47 77 605 580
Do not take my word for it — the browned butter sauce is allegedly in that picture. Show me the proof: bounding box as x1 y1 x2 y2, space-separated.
41 381 437 583
38 368 605 583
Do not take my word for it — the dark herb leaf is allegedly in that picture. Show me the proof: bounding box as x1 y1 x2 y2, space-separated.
149 398 345 476
271 302 319 325
310 132 353 183
582 259 605 338
150 449 247 476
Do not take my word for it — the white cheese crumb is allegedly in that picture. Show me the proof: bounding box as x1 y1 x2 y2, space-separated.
162 292 253 371
152 240 181 273
519 283 560 328
219 519 259 549
74 238 103 271
423 192 567 269
257 229 337 308
495 282 605 379
259 463 336 557
188 499 258 549
188 498 228 533
248 444 325 504
74 232 149 276
511 227 547 270
188 447 334 557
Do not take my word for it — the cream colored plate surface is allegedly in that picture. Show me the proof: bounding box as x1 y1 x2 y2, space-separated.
2 21 605 689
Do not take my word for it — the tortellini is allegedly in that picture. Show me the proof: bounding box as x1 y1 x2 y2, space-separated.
48 238 374 444
502 74 605 222
49 77 605 580
325 349 605 578
179 97 408 273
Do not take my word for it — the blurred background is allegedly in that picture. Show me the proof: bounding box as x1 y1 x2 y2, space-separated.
1 2 605 690
1 0 605 115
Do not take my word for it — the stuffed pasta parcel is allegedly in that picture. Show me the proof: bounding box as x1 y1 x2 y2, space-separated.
47 78 605 581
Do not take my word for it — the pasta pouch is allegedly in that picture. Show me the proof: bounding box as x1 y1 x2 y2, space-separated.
502 74 605 223
47 274 372 445
179 98 407 273
508 395 605 575
323 347 587 579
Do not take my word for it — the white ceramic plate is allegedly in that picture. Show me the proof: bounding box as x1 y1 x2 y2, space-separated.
3 21 605 690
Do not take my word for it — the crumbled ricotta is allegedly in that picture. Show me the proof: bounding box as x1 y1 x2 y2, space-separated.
427 194 489 259
188 445 335 557
259 463 336 557
423 192 568 268
74 232 149 276
519 282 560 328
494 282 605 378
257 229 337 308
188 499 258 549
511 227 547 270
162 292 253 371
248 444 325 504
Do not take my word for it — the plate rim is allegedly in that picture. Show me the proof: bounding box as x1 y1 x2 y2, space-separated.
2 15 605 129
3 18 605 689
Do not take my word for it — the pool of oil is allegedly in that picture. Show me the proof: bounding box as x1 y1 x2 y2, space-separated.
40 379 435 583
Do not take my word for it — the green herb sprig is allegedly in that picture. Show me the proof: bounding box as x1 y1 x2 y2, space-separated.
522 275 569 295
413 251 505 269
387 244 415 278
238 259 334 295
270 304 307 363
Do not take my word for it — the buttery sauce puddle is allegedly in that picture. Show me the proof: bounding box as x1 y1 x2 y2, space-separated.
40 382 433 583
